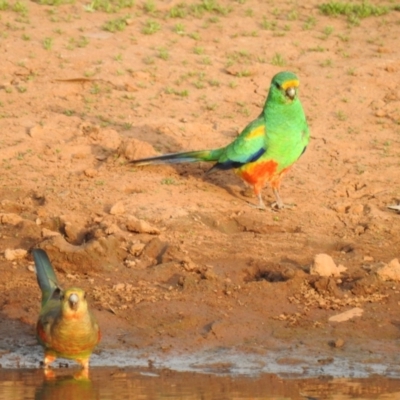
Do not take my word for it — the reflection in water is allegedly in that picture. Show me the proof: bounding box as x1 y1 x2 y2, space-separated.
0 368 400 400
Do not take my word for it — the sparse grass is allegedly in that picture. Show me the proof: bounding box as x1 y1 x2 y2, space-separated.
0 0 10 11
229 80 238 88
86 0 134 13
287 9 298 20
169 4 187 18
173 22 185 34
103 15 131 32
338 33 349 42
169 0 231 19
165 87 189 97
261 17 277 30
42 37 53 50
335 110 347 121
319 1 390 21
201 56 212 65
13 1 28 15
193 46 204 55
321 58 333 67
347 67 356 76
188 32 200 40
322 25 334 38
157 47 169 60
303 16 316 30
143 0 155 13
142 19 160 34
271 52 285 66
161 178 176 185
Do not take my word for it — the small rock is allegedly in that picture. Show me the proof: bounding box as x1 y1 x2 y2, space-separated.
129 242 145 256
363 255 374 262
110 202 125 215
310 254 347 277
334 338 345 348
41 228 61 238
27 264 35 272
377 259 400 281
28 125 44 138
0 213 23 225
105 224 120 235
141 237 167 261
119 138 156 161
375 109 386 117
4 248 27 261
84 168 98 178
329 307 363 322
126 216 160 234
348 204 364 215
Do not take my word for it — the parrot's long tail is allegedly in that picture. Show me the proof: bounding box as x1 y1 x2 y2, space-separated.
33 249 60 302
130 148 224 166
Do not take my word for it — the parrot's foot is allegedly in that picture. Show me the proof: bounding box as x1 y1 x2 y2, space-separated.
42 354 56 369
248 193 266 210
74 369 90 381
43 367 56 380
271 188 286 210
248 201 266 210
271 201 285 210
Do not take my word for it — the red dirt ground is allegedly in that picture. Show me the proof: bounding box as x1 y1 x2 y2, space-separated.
1 0 400 374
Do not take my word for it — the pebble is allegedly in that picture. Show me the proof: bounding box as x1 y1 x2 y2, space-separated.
110 202 125 215
4 248 27 261
376 259 400 281
310 254 347 277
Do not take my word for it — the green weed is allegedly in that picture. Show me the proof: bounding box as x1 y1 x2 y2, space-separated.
86 0 134 13
42 37 53 50
271 52 285 66
103 15 130 32
319 1 390 20
142 19 160 34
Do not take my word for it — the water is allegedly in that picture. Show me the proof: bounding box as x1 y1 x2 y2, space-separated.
1 367 400 400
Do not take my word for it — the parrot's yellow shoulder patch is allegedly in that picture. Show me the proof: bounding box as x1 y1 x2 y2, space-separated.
245 125 265 140
281 79 299 90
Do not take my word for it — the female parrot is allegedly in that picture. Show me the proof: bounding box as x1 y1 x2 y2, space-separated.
33 249 100 372
130 71 310 209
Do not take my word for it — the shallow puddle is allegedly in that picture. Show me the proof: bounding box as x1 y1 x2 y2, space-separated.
1 368 400 400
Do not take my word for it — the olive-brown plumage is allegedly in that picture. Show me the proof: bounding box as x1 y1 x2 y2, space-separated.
33 249 100 372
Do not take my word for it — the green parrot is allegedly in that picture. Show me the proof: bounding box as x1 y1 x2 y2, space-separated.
130 71 310 209
33 249 100 373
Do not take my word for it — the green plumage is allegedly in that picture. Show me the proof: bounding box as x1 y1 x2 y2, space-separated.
131 71 310 208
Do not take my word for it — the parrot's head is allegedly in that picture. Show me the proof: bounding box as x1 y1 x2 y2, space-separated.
268 71 300 105
61 288 89 316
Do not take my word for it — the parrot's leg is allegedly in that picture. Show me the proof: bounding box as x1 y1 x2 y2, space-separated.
79 358 90 371
271 188 285 209
74 369 90 380
43 354 56 368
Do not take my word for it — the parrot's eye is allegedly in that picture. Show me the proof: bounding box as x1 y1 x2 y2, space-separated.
60 294 64 301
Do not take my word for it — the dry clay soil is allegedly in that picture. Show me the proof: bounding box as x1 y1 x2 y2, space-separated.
1 0 400 375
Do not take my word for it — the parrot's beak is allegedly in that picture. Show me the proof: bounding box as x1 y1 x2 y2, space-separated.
68 293 79 311
286 87 296 100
